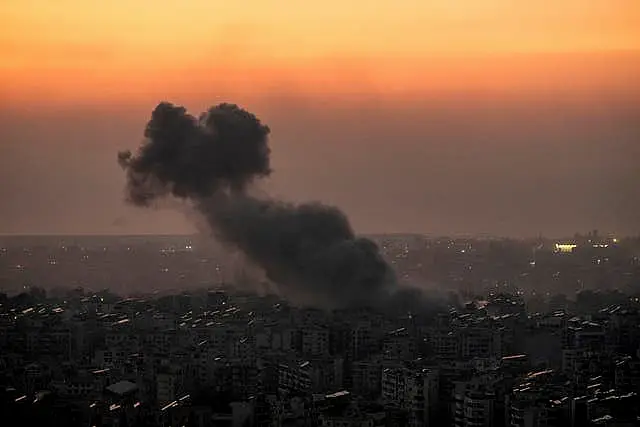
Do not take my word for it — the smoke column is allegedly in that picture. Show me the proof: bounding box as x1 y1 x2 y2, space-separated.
118 102 399 308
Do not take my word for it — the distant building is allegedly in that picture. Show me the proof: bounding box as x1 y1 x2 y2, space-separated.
555 243 577 254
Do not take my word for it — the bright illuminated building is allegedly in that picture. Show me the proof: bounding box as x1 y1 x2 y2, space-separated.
555 243 577 254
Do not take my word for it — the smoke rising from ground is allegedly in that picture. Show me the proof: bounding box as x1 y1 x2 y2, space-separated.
119 101 417 309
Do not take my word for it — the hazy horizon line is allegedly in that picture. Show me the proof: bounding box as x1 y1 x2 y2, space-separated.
0 232 634 240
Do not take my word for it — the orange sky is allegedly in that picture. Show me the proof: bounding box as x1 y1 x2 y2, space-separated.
1 0 640 106
1 1 639 236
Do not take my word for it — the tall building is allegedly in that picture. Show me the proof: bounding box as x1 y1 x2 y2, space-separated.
382 365 440 427
452 374 506 427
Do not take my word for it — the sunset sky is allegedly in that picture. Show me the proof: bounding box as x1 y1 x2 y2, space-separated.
1 1 639 236
2 0 640 103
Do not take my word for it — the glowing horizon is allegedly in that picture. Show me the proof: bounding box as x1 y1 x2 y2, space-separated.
1 0 639 106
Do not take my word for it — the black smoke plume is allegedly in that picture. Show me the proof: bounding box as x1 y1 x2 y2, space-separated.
119 101 403 309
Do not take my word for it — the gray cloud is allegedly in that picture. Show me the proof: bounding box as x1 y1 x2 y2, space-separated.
118 102 400 309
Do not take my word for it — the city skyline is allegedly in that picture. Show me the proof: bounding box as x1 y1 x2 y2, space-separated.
3 4 640 426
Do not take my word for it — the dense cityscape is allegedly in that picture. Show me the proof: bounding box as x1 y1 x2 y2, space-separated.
1 233 639 426
3 1 638 427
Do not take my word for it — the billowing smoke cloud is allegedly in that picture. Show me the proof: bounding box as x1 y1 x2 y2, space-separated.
118 102 272 204
119 101 405 309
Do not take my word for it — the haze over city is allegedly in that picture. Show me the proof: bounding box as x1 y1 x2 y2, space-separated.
1 0 639 237
4 3 640 427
